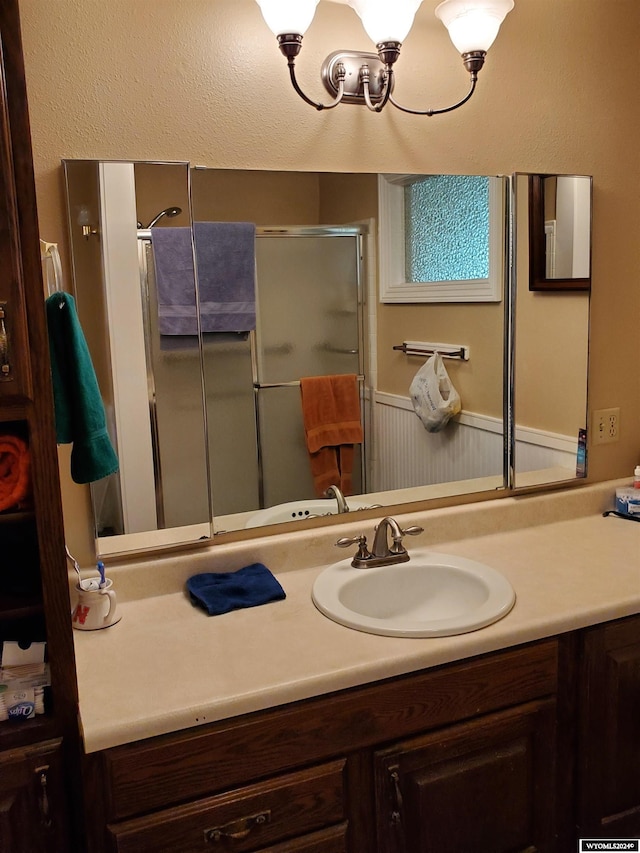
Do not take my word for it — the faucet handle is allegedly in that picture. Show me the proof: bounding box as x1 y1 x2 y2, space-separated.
336 535 371 562
401 526 424 537
388 524 423 556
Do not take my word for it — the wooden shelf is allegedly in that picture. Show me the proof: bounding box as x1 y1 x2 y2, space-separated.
0 713 60 752
0 404 27 423
0 509 35 525
0 591 44 622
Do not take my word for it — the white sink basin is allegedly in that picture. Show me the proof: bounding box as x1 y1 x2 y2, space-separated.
312 549 515 637
246 498 373 528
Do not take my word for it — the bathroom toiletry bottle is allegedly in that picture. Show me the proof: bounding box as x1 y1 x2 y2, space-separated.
634 465 640 489
576 429 587 477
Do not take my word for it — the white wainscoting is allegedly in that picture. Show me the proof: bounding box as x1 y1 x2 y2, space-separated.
373 392 577 492
513 422 579 475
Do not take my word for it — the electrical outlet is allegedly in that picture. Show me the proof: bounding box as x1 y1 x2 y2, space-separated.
592 407 620 444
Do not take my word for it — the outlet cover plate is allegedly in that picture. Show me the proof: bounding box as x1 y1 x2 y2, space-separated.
592 407 620 444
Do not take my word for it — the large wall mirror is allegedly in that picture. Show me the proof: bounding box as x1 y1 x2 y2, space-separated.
62 163 591 556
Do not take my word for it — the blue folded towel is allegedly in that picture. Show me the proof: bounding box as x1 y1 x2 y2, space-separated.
186 563 286 616
151 222 256 336
150 227 197 336
193 221 256 334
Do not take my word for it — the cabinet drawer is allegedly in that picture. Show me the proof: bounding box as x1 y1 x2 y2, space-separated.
259 823 347 852
107 760 346 853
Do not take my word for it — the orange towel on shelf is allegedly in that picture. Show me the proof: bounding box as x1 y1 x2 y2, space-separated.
0 434 31 512
300 375 363 497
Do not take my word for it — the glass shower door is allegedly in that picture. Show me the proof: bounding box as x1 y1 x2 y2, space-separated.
255 230 364 507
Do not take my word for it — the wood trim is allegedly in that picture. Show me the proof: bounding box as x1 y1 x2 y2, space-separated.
344 751 377 853
0 28 31 400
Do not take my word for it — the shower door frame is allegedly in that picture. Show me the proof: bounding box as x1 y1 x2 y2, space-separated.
136 231 166 528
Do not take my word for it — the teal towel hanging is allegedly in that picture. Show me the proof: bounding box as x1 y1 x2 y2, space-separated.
45 292 119 484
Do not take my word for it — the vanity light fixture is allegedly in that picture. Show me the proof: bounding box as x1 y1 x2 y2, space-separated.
256 0 514 115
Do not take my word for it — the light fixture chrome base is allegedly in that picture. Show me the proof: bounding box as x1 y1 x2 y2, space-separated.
321 50 392 105
462 50 486 75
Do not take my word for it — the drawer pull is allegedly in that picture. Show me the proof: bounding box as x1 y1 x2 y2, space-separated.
204 810 271 843
34 764 53 830
389 766 403 826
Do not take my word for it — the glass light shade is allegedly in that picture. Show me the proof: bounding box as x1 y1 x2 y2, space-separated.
256 0 320 36
435 0 514 54
348 0 423 45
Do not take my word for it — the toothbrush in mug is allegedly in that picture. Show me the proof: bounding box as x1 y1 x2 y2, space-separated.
97 561 106 588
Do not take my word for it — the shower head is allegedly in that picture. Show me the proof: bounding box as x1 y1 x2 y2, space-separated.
138 206 183 229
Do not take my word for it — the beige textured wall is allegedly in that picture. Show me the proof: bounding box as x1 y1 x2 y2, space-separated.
378 300 504 416
133 162 191 231
18 0 640 561
191 170 322 224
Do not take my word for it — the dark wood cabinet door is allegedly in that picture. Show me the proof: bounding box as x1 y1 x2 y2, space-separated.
374 698 557 853
0 739 70 853
578 615 640 837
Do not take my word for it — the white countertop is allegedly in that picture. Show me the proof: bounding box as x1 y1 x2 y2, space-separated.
72 481 640 753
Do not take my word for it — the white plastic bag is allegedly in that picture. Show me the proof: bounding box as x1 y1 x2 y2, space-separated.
409 353 461 433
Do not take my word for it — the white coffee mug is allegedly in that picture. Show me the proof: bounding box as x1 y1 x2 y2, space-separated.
72 578 120 630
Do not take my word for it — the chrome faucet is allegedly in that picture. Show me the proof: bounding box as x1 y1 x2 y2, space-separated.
371 516 423 560
324 484 350 514
337 516 424 568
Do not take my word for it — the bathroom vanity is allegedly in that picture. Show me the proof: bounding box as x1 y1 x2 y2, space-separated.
84 639 560 852
79 619 640 853
73 485 640 852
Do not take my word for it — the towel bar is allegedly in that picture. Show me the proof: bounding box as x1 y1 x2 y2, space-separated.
393 341 469 361
255 375 365 390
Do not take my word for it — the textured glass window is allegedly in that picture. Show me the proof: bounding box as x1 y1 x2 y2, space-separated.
404 175 490 282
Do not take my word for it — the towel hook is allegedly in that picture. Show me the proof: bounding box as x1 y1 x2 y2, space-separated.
40 240 64 297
